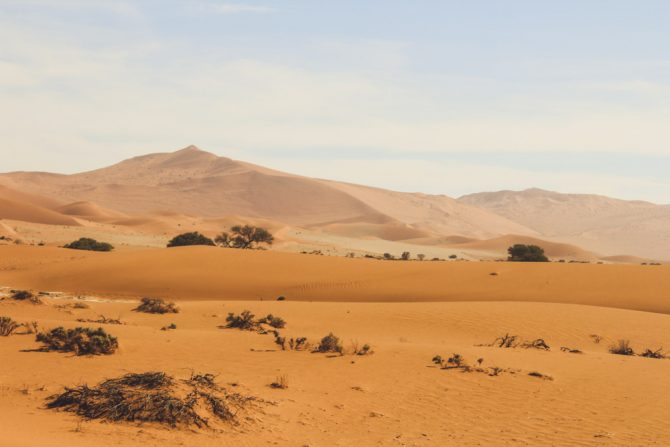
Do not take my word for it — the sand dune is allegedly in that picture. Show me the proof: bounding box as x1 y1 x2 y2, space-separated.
55 201 127 221
460 188 670 260
1 245 669 313
450 234 600 261
4 297 670 447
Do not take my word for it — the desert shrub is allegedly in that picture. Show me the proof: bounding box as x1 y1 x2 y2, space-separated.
258 314 286 329
0 316 20 336
432 355 444 365
560 346 583 354
609 339 634 356
270 375 288 389
448 254 457 259
400 251 411 261
134 297 179 314
167 232 215 248
215 225 274 249
46 371 257 428
63 238 114 252
639 348 665 359
161 323 177 331
382 253 395 260
225 310 257 330
315 332 343 354
528 371 553 380
11 290 42 304
447 353 465 368
36 327 118 355
491 333 519 348
77 315 124 325
417 254 425 261
22 321 39 334
507 244 549 262
276 296 286 301
521 338 551 350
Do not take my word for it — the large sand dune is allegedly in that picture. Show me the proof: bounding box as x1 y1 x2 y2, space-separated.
1 245 668 313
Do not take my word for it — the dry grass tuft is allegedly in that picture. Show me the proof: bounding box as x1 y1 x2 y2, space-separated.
609 339 634 356
0 316 20 336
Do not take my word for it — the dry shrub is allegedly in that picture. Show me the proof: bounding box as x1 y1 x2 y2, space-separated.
639 348 666 359
134 298 179 314
77 315 124 325
225 310 257 330
560 346 583 354
0 316 19 336
609 339 634 356
225 311 287 332
270 375 288 389
491 333 519 348
521 339 551 350
36 327 118 355
161 323 177 331
11 290 42 304
315 332 343 354
528 371 553 381
258 314 286 329
46 372 258 428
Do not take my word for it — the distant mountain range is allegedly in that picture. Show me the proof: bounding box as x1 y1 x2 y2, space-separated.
0 146 667 260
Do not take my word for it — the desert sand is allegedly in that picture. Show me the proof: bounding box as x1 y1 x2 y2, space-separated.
1 147 669 446
1 244 670 446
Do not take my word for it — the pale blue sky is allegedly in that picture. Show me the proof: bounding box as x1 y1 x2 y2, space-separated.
1 1 669 202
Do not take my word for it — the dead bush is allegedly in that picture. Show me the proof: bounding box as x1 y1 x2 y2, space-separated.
0 316 19 336
76 315 124 325
521 339 551 351
134 297 179 314
46 371 258 428
36 327 118 355
270 375 288 389
609 339 634 356
11 290 42 304
639 348 666 359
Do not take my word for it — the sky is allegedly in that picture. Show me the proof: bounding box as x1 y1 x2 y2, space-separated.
1 0 669 203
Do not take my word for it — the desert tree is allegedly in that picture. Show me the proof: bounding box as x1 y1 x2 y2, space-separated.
507 244 549 262
215 225 274 249
167 232 215 248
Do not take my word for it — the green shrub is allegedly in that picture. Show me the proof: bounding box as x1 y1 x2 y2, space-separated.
167 232 215 248
64 238 114 252
507 244 549 262
36 327 118 355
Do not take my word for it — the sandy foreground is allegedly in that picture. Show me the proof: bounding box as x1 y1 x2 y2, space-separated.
1 245 670 446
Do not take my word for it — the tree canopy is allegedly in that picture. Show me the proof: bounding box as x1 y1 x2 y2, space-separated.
215 225 274 249
64 237 114 252
166 232 215 248
507 244 549 262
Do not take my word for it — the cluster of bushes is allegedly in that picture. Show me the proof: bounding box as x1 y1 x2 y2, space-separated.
64 238 114 252
609 339 666 359
36 327 118 355
224 310 286 331
166 225 274 249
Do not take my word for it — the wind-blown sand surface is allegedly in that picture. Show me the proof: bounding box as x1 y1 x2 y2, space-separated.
1 245 670 446
0 245 669 312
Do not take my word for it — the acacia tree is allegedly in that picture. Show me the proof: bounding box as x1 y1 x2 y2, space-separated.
215 225 274 249
507 244 549 262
